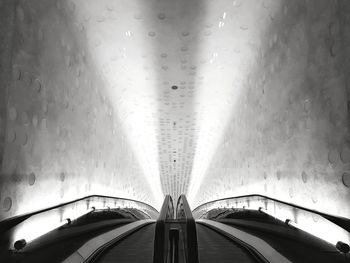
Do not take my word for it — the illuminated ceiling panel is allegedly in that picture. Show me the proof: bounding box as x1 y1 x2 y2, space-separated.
70 0 276 202
47 0 350 218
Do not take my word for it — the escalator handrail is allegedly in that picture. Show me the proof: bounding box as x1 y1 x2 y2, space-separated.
176 195 199 263
0 194 159 234
153 195 174 263
159 195 175 221
192 194 350 232
176 195 194 221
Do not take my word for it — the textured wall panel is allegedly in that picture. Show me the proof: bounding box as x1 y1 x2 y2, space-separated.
1 0 350 221
0 0 157 221
191 0 350 218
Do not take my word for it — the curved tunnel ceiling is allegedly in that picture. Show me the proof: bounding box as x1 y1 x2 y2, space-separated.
1 0 350 220
73 0 279 206
74 0 284 204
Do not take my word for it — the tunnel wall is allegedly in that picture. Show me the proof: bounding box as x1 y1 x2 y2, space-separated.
0 0 157 221
193 0 350 218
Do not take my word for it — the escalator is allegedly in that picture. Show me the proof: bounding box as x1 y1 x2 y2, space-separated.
96 223 156 263
86 195 349 263
91 195 263 263
3 195 349 262
92 221 262 263
196 223 259 263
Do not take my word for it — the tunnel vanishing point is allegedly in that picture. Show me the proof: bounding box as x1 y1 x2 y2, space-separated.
1 0 350 262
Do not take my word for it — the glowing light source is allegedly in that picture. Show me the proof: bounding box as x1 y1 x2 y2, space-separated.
259 207 350 248
194 195 350 250
10 196 158 249
11 207 94 249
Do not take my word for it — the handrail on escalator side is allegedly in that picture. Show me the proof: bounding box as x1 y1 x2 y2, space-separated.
176 195 199 263
153 195 174 263
191 194 350 232
0 194 159 235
